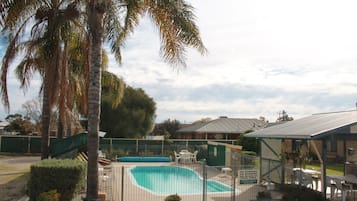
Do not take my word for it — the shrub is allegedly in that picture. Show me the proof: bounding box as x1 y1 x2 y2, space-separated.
165 194 181 201
28 159 86 201
37 190 60 201
242 151 257 156
256 191 272 201
195 145 208 161
279 184 326 201
105 148 126 160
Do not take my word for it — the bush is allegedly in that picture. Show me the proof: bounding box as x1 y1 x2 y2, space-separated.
165 194 181 201
279 184 326 201
242 151 257 156
37 190 60 201
256 191 272 201
104 148 126 160
195 145 208 161
28 159 86 201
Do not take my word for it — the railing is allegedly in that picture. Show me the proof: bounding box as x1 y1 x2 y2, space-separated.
90 157 260 201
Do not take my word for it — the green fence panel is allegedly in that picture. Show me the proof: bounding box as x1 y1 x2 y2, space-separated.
1 136 29 153
207 144 226 166
49 133 87 157
111 139 137 155
100 138 111 151
137 140 163 156
29 137 42 153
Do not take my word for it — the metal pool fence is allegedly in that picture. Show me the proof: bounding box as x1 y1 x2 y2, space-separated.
95 156 261 201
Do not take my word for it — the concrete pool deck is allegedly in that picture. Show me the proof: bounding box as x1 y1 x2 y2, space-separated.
108 162 264 201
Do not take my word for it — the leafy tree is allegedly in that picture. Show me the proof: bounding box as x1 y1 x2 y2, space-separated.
100 85 156 138
236 130 259 153
22 98 42 134
192 117 212 125
276 110 294 122
153 119 181 139
4 113 36 135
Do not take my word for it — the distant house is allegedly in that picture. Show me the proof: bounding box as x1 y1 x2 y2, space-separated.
175 117 268 140
0 121 9 135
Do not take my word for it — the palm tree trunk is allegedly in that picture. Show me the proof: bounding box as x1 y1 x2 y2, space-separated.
41 75 51 159
86 1 106 200
57 41 69 139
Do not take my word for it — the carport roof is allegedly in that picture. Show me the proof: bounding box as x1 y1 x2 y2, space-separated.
245 110 357 139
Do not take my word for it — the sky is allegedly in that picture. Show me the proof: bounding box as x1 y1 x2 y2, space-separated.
2 0 357 123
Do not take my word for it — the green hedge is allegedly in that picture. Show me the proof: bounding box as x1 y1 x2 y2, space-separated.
28 159 86 201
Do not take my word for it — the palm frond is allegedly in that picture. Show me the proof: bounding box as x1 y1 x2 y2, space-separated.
0 16 31 110
144 0 206 66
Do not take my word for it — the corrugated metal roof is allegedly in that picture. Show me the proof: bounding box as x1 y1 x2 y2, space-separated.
245 110 357 139
177 118 267 133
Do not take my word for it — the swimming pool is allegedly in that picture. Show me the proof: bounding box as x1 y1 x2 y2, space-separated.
129 166 234 195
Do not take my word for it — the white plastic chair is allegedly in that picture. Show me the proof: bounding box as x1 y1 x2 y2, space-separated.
301 173 313 189
174 151 181 164
326 176 337 198
191 150 198 163
180 152 192 164
335 178 352 201
295 170 313 189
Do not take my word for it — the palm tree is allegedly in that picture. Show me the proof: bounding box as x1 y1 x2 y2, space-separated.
0 0 80 158
86 0 206 200
0 0 124 141
61 32 125 137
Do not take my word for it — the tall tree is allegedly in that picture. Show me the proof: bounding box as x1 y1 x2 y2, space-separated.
101 85 156 138
276 110 294 122
153 119 181 139
4 113 36 135
86 0 206 199
22 98 42 134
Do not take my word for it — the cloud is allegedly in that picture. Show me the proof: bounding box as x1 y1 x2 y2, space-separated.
2 0 357 124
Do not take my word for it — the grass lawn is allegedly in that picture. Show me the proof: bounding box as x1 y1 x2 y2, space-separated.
0 173 29 201
0 155 40 201
305 162 344 175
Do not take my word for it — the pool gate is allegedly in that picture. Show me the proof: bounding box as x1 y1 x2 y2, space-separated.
96 153 261 201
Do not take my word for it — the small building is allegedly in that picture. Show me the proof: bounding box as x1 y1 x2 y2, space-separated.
245 110 357 197
176 117 268 140
0 121 10 135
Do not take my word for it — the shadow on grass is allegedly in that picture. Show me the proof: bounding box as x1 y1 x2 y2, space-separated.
0 173 29 201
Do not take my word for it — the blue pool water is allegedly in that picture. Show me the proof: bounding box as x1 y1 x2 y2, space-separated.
129 166 234 195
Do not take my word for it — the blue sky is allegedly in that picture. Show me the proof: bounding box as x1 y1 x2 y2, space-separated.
2 0 357 123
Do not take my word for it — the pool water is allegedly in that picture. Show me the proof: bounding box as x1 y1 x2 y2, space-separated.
129 166 233 195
